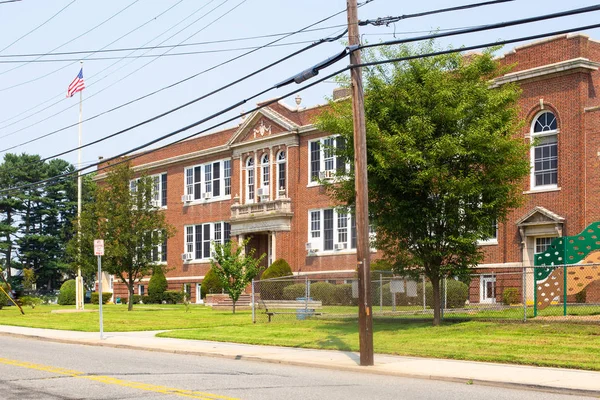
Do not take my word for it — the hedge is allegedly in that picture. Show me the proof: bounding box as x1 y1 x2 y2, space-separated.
503 288 520 305
57 279 76 305
91 292 112 304
148 267 168 303
282 282 357 306
162 290 184 304
260 259 293 300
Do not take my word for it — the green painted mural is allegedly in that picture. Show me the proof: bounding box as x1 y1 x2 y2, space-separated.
534 222 600 311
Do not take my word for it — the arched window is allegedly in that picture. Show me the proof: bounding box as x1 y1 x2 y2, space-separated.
277 150 286 195
261 154 269 192
531 111 558 189
246 157 254 202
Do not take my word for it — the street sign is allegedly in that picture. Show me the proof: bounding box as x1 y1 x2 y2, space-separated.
94 239 104 256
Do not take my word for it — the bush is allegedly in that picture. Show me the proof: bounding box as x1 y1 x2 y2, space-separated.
0 281 10 309
148 267 168 303
282 283 307 300
19 296 42 309
141 295 150 304
503 288 520 305
309 282 338 305
417 279 468 309
91 292 112 304
161 290 184 304
260 259 293 300
57 280 76 305
201 267 223 298
131 294 142 304
575 289 587 304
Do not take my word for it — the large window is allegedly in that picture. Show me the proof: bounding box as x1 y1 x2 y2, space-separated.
246 157 255 202
308 208 356 252
309 136 347 183
277 150 286 194
479 220 498 245
130 173 167 208
151 231 168 263
531 111 558 189
535 237 554 254
183 159 231 202
183 222 231 261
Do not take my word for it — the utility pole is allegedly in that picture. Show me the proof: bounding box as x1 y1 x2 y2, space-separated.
347 0 374 366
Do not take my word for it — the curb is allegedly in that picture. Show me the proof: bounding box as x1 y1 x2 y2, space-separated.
1 331 598 398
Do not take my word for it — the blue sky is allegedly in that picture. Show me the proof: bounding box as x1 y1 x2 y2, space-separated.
0 0 599 170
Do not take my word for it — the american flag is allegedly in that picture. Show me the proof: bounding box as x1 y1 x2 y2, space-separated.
66 68 85 98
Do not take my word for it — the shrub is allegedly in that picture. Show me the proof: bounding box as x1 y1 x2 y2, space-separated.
260 259 293 300
575 289 587 304
417 279 468 309
148 267 168 303
57 280 76 305
91 292 112 304
201 267 223 298
0 282 10 309
334 284 357 306
503 288 520 305
141 295 150 304
131 294 142 304
19 296 42 309
161 290 184 304
309 282 338 305
282 283 307 300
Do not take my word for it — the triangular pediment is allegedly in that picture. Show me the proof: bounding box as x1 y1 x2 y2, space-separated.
516 206 565 226
228 107 299 146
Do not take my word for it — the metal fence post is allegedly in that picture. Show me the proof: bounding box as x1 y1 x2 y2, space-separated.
563 263 567 317
305 275 309 313
251 279 256 324
522 267 527 322
379 273 383 312
422 275 426 313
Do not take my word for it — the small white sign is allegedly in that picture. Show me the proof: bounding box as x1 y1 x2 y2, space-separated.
390 279 405 294
94 239 104 256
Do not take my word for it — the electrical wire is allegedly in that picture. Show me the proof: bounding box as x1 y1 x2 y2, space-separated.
0 0 77 53
0 13 350 151
359 0 514 26
0 0 142 80
7 20 600 194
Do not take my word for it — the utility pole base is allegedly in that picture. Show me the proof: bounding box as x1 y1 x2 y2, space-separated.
75 275 85 310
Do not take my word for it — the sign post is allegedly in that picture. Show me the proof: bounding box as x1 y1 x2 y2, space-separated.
94 239 104 340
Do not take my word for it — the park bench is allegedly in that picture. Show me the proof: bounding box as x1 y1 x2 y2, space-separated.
260 299 323 322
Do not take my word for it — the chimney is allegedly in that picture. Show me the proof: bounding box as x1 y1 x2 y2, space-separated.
333 87 351 100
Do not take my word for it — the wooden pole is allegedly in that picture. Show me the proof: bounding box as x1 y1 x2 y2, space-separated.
347 0 374 366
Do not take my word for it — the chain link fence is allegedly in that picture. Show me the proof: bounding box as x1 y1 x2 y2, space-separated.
251 265 600 323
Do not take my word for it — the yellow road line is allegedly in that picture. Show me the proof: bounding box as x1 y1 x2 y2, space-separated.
0 357 238 400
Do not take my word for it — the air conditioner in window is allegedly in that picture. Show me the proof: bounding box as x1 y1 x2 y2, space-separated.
305 242 317 254
203 192 212 200
150 199 161 208
181 253 193 262
319 170 334 180
257 187 266 196
334 243 347 251
181 194 193 203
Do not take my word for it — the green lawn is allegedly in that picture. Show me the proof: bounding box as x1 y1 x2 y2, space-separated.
1 304 599 371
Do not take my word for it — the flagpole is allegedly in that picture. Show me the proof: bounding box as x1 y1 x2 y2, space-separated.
76 60 84 311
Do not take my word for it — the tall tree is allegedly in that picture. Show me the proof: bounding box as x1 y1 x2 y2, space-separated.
317 43 530 325
69 162 175 311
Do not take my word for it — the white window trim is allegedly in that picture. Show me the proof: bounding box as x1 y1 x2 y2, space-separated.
307 208 357 254
480 274 496 304
183 221 230 262
478 221 499 246
530 111 559 190
130 172 168 209
276 150 287 197
183 159 232 206
245 156 255 204
307 136 349 187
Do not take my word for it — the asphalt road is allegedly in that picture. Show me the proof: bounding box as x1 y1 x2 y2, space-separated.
0 335 594 400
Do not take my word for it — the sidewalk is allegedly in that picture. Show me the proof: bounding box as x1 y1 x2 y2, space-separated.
1 324 599 397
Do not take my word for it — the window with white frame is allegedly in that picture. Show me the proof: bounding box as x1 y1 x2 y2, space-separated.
246 157 255 202
130 173 167 207
183 159 231 202
261 153 269 193
479 220 498 244
308 208 356 252
531 111 558 189
309 136 347 182
535 237 554 254
183 222 231 261
277 150 286 194
151 231 168 263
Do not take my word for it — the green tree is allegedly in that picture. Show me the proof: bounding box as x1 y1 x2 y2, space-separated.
148 267 168 303
210 238 265 314
68 162 175 311
316 43 530 326
201 267 223 298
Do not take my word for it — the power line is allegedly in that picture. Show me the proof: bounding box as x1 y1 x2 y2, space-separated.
0 12 350 151
7 20 600 194
0 0 77 53
360 0 514 26
0 0 142 80
0 25 347 59
0 39 326 63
